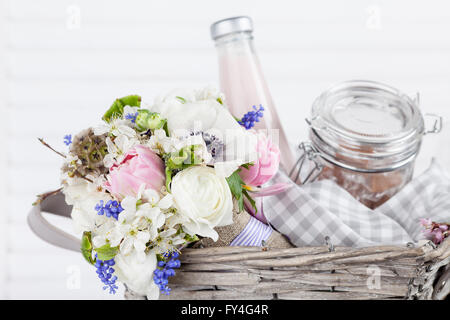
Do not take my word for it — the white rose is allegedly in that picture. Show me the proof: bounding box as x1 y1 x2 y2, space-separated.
171 166 233 241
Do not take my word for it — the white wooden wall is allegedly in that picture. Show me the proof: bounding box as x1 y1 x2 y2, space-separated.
1 0 450 299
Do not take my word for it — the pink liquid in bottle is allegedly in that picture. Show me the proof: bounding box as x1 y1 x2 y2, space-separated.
211 16 296 173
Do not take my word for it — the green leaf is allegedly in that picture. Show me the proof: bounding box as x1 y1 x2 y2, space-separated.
226 169 244 198
119 95 141 107
102 94 141 122
233 115 242 122
243 189 257 214
226 170 245 211
81 231 95 265
226 169 257 213
162 119 169 136
165 166 173 193
175 226 199 242
184 233 199 242
176 96 187 103
237 194 244 212
103 99 123 123
240 162 254 170
216 97 223 105
95 243 119 261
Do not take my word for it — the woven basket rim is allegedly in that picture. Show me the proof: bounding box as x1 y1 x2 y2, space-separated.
180 237 450 263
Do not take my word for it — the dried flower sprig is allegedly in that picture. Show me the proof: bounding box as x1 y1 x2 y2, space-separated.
420 218 449 245
38 138 66 158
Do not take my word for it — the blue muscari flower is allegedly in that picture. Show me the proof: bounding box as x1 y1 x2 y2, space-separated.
125 112 139 123
63 134 72 146
95 200 123 220
95 255 118 294
238 105 264 130
153 251 181 295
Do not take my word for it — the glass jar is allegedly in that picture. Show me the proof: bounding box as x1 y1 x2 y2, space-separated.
291 80 442 209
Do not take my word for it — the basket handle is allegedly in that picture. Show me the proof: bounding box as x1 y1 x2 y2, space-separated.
28 191 80 252
432 263 450 300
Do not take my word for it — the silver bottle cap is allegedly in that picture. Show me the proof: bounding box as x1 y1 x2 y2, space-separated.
210 16 253 40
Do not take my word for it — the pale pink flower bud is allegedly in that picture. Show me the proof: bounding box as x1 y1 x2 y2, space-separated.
239 131 280 187
105 145 165 199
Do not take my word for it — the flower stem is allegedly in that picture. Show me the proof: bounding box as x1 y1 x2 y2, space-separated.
32 187 63 206
38 138 66 158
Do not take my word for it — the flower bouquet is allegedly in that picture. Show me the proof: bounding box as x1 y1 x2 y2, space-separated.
37 86 288 299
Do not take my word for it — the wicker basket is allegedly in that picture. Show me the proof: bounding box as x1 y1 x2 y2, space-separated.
127 239 450 300
29 192 450 300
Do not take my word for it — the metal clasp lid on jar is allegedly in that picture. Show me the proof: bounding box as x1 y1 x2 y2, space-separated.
290 80 442 185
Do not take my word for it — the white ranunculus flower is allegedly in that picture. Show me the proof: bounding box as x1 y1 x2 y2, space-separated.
171 166 233 241
151 87 257 176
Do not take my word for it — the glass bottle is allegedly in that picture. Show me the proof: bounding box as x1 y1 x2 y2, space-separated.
210 16 296 173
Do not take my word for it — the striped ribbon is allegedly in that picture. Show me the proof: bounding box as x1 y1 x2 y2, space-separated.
230 215 273 247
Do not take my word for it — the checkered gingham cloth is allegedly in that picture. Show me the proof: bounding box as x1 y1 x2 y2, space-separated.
263 159 450 247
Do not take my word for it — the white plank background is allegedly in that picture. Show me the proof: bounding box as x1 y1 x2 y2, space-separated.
1 0 450 299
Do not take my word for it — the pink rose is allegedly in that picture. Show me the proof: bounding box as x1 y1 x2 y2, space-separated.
239 132 280 187
105 145 165 198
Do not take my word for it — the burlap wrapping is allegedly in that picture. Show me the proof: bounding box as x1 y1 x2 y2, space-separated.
193 200 294 249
